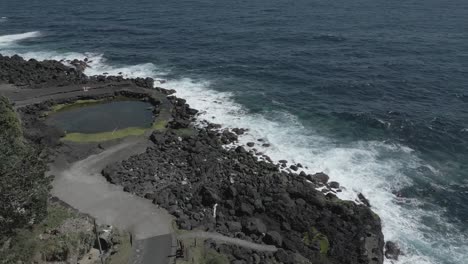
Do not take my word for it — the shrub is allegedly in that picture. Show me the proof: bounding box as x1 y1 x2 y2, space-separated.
0 96 51 238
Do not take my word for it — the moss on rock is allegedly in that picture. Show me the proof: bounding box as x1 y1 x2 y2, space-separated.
50 99 105 113
303 227 330 255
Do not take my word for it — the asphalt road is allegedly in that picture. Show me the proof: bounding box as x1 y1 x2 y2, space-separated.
130 234 177 264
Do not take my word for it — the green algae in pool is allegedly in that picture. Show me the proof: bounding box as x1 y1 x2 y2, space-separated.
46 101 154 134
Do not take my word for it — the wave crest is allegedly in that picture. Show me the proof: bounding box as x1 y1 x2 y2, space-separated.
0 31 41 47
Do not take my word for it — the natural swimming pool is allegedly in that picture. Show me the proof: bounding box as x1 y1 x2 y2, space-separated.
46 100 154 134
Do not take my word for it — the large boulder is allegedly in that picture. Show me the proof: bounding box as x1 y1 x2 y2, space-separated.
385 241 401 260
200 187 221 206
263 231 283 247
226 221 242 232
242 218 267 235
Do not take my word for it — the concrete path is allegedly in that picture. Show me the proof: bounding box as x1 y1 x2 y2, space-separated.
49 138 176 264
178 231 278 252
130 234 177 264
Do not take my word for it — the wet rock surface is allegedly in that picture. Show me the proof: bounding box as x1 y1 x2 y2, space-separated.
384 241 401 260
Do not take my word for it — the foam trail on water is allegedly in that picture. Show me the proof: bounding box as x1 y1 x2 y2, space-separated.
0 31 41 47
1 36 466 263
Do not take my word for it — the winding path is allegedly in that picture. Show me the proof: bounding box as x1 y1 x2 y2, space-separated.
49 137 176 264
178 231 278 252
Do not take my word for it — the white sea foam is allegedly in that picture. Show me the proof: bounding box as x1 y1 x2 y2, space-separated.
0 31 41 47
1 34 466 264
162 77 468 264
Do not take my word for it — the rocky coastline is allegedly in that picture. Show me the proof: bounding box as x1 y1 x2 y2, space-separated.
0 55 385 264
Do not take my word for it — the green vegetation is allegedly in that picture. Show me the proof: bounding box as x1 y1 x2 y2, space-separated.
49 99 105 113
202 249 230 264
303 227 330 255
152 119 168 131
0 97 135 263
174 225 229 264
61 116 168 143
0 96 51 238
0 203 94 263
106 230 133 264
173 128 197 137
63 127 149 142
48 96 143 114
176 237 229 264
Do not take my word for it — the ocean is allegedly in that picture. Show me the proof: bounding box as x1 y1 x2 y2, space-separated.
1 0 467 263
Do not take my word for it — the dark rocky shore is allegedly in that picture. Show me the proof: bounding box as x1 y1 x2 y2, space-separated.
0 55 386 264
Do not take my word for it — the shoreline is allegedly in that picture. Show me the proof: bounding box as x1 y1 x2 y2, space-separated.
0 54 386 264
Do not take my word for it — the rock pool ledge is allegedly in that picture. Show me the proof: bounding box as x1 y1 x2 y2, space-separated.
45 97 170 142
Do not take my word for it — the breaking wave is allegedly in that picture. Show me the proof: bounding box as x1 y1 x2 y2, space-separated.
0 31 41 47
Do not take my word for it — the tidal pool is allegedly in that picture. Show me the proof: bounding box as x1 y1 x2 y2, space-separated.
46 100 154 134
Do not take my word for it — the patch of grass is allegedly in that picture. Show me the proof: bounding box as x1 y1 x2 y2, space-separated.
175 236 229 264
202 250 230 264
303 227 330 255
173 128 197 137
2 228 40 263
152 119 168 131
62 127 149 142
62 119 170 143
107 231 132 264
43 205 74 228
49 96 147 114
0 203 93 263
50 99 105 113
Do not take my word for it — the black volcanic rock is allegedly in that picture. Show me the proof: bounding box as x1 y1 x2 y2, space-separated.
312 172 330 184
0 55 87 88
329 181 340 189
384 241 401 260
102 127 385 264
263 231 283 247
358 193 371 207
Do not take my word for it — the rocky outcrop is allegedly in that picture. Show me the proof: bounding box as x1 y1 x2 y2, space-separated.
384 241 401 260
0 55 156 90
0 54 87 88
103 127 385 264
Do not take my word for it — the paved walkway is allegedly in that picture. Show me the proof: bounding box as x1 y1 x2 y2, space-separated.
49 138 176 264
178 231 277 252
131 234 177 264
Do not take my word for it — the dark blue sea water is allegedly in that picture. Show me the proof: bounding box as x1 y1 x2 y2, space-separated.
1 1 467 263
